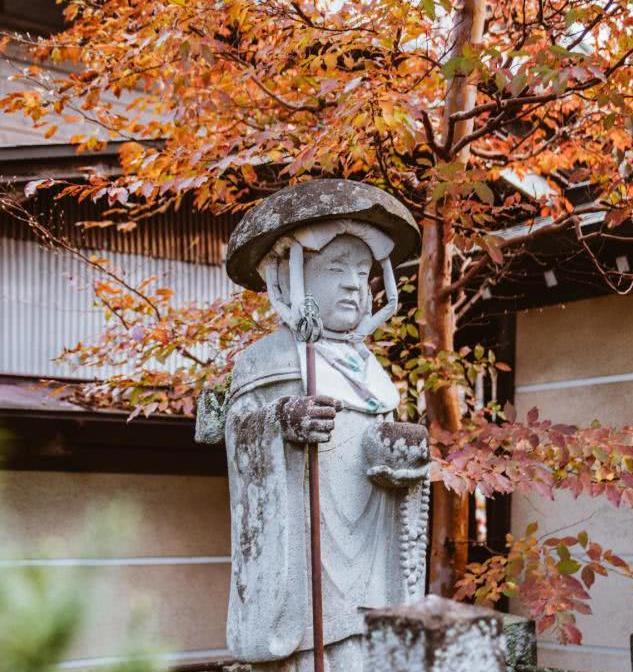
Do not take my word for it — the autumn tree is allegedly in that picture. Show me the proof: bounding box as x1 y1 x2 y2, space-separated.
3 0 633 644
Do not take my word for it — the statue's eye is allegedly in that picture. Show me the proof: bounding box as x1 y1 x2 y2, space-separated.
328 265 344 273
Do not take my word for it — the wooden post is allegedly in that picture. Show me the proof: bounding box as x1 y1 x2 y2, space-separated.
421 0 486 596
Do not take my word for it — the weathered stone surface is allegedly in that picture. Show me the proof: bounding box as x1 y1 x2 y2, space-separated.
502 614 574 671
515 668 571 672
226 179 420 290
215 182 430 670
503 613 536 670
364 595 506 671
195 388 226 445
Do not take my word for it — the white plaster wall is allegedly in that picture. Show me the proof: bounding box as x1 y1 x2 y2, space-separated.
0 471 232 665
513 293 633 672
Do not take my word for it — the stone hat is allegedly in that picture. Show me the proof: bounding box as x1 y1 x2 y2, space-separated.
226 179 420 291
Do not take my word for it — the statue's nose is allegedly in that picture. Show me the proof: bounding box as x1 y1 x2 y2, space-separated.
341 270 361 290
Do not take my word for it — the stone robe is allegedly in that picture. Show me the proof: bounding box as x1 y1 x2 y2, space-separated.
224 327 406 664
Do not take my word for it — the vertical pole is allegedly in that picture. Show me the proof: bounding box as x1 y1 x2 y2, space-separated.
422 0 486 596
306 341 324 672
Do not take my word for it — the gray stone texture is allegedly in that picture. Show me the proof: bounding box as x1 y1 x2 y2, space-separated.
364 595 506 672
220 612 572 672
195 388 226 445
226 179 420 290
503 613 536 670
207 181 430 670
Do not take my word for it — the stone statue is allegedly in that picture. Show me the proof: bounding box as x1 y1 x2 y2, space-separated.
197 180 431 671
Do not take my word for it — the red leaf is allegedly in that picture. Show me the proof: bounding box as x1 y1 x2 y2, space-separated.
581 566 595 589
127 405 142 422
590 562 608 577
606 485 622 507
504 401 517 423
24 178 53 198
182 395 194 416
587 543 602 561
607 553 629 569
551 423 577 435
527 407 539 425
562 624 583 645
572 600 592 615
537 615 555 633
483 235 504 264
606 209 628 228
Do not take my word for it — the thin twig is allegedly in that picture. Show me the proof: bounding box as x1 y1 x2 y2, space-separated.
442 205 609 298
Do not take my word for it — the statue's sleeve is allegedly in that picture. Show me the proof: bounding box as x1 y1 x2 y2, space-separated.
224 380 308 662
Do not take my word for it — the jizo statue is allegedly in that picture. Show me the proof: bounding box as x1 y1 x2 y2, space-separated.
196 180 431 671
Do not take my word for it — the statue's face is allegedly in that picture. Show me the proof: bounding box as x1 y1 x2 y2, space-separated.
304 234 373 332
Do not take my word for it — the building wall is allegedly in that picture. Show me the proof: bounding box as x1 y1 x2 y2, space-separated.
1 32 237 381
513 293 633 672
0 27 237 668
0 470 232 666
0 237 236 379
0 237 238 667
0 52 158 147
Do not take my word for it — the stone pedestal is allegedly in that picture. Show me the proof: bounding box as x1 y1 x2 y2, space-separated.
363 595 506 672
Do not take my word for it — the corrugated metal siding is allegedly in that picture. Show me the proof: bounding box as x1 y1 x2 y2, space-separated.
1 192 237 266
0 238 237 379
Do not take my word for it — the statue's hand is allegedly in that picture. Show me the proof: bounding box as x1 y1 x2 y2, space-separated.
277 395 342 445
367 463 431 489
364 421 430 489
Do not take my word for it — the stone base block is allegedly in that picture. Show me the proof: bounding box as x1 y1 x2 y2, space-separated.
364 594 506 671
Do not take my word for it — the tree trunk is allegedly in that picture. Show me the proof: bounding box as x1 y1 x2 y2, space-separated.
421 0 486 596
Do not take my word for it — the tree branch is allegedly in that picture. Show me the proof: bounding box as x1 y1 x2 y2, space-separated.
0 190 214 368
443 205 609 298
421 109 449 161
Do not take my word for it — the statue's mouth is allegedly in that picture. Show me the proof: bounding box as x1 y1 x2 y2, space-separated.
337 298 359 310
